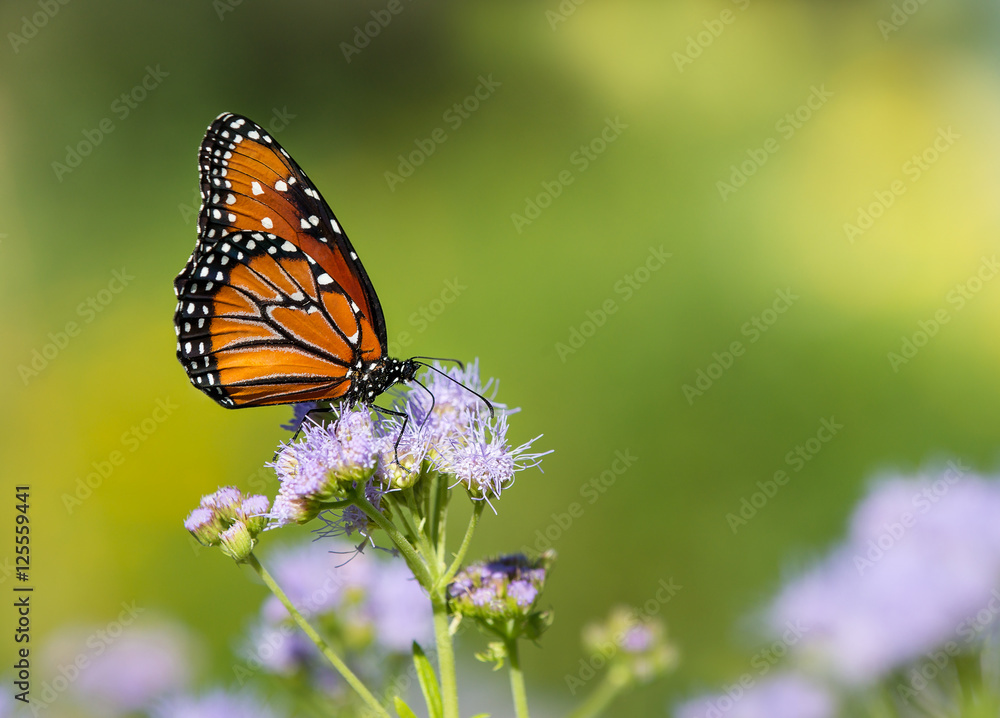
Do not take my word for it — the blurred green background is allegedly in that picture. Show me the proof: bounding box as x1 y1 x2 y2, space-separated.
3 0 1000 714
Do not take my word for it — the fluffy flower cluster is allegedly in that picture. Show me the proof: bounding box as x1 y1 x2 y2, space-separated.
448 552 553 641
677 466 1000 717
184 486 270 561
269 409 383 527
270 361 548 529
769 467 1000 685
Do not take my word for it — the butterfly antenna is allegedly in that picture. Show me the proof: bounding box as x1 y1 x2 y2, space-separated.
412 377 436 428
414 361 495 418
409 355 465 370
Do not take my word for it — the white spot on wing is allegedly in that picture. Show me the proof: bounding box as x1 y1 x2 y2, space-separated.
261 217 273 229
317 273 333 285
251 181 263 196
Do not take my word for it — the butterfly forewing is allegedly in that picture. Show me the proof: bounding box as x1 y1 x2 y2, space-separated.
195 113 386 344
174 113 393 408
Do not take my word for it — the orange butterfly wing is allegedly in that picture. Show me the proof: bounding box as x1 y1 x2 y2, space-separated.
174 113 388 408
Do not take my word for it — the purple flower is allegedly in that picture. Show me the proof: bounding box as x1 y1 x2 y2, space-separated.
676 674 835 718
183 487 270 550
47 623 193 713
507 580 539 607
448 553 551 633
438 412 549 505
768 469 1000 684
402 359 499 443
152 689 282 718
183 507 215 534
270 408 381 526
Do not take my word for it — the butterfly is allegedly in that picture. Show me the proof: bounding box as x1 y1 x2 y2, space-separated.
173 112 418 410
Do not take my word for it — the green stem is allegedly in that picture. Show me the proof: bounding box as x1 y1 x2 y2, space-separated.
432 594 460 718
444 500 484 582
352 489 433 587
435 469 450 562
248 553 389 718
564 668 629 718
506 638 531 718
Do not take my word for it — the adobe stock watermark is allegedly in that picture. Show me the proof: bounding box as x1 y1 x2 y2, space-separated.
213 0 251 20
51 64 169 182
672 0 750 73
887 255 997 372
7 0 71 54
340 0 415 63
18 268 134 386
386 278 466 358
384 74 501 191
895 586 1000 706
853 460 970 576
62 397 179 514
520 449 638 555
546 0 587 30
19 601 144 711
564 576 682 695
716 84 833 202
178 107 297 224
510 116 628 233
878 0 932 40
843 126 959 243
726 416 844 533
555 245 671 362
682 288 798 404
680 620 811 718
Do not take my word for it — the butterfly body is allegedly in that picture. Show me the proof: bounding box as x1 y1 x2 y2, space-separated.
174 113 416 409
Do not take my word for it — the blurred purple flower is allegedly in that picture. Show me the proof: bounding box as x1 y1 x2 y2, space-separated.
769 467 1000 684
261 540 371 623
253 538 431 669
47 622 193 714
367 559 433 652
152 689 282 718
676 674 835 718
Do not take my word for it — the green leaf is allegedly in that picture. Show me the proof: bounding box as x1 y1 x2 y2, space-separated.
469 714 492 718
393 696 419 718
412 641 443 718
